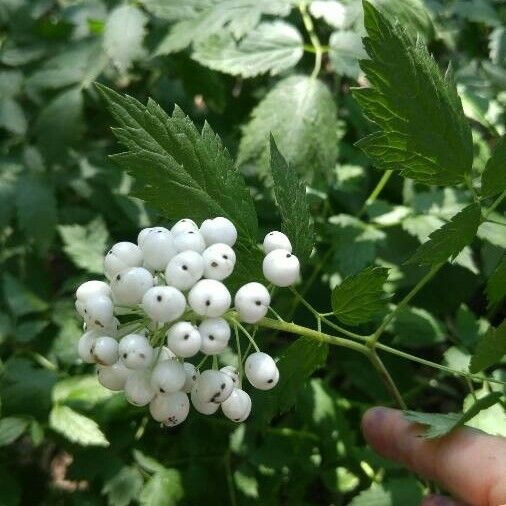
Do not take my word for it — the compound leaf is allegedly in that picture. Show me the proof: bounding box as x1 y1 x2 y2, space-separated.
470 320 506 373
354 2 473 185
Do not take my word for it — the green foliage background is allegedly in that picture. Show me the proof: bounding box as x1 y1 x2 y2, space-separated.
0 0 505 504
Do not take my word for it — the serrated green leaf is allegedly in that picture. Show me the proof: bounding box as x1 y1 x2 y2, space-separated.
153 0 293 54
103 466 143 506
463 388 506 436
49 404 109 447
349 477 423 506
354 2 472 185
53 375 114 405
238 75 339 180
404 391 503 438
407 203 481 266
470 320 506 373
139 469 183 506
104 5 147 73
58 217 109 273
2 273 48 317
392 306 445 348
481 136 506 198
16 175 57 253
0 417 29 446
269 136 314 263
477 221 506 248
486 254 506 307
331 266 389 325
192 21 303 78
329 30 366 78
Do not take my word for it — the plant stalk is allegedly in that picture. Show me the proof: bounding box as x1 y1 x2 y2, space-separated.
358 170 394 217
299 2 323 78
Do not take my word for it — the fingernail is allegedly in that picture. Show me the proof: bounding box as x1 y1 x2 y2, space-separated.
422 495 461 506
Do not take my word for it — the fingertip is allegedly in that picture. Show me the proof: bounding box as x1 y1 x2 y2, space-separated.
361 406 398 451
421 495 468 506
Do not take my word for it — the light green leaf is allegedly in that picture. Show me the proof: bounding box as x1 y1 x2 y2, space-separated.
404 392 503 438
486 255 506 307
309 1 347 29
133 450 166 474
407 203 481 266
192 21 303 78
49 404 109 446
392 306 445 348
481 136 506 198
104 5 147 73
139 469 183 506
470 320 506 373
234 468 258 499
329 30 366 78
354 2 472 185
477 221 506 248
53 375 114 405
269 136 314 263
331 266 389 326
0 417 29 446
103 466 143 506
443 346 470 373
0 98 26 135
453 0 500 27
16 175 57 253
153 0 293 54
2 273 48 317
463 388 506 437
58 217 109 273
238 75 339 180
349 477 423 506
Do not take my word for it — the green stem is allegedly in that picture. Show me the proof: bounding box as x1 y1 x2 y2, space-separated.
483 190 506 217
368 262 444 346
358 170 394 217
236 321 260 352
299 2 323 78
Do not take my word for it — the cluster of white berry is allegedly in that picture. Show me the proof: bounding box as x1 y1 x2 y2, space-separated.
75 217 300 427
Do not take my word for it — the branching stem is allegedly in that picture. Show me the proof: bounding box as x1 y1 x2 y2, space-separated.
299 2 323 78
358 170 394 217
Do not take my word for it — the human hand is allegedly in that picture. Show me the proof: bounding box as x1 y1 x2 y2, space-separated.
361 407 506 506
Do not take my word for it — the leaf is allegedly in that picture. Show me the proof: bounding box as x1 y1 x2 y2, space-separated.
139 469 184 506
481 136 506 198
486 254 506 307
309 1 347 29
329 30 367 79
269 136 314 263
404 392 503 438
2 273 48 317
58 217 109 273
477 221 506 248
16 175 57 254
353 2 473 185
103 466 143 506
192 21 303 78
331 266 389 326
407 203 481 266
0 98 27 135
49 404 109 447
53 375 114 405
0 170 17 229
133 450 166 474
104 5 147 73
238 75 339 180
349 478 423 506
0 417 29 446
152 0 293 55
470 320 506 373
462 388 506 437
392 306 445 348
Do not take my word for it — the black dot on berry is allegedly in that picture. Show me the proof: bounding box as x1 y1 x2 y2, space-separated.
95 320 102 326
157 295 162 302
255 300 261 306
208 335 214 340
123 353 128 359
205 300 211 306
116 274 121 281
223 255 228 260
188 231 194 234
157 230 162 233
267 379 273 384
182 265 188 271
84 309 87 313
235 418 240 421
140 353 145 359
286 253 291 258
211 261 218 268
160 388 165 393
192 375 196 380
220 383 226 389
184 334 189 340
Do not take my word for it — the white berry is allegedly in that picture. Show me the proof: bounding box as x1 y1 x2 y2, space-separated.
119 334 153 369
245 352 279 390
171 219 198 236
92 336 118 365
149 391 189 426
234 282 270 324
141 286 186 323
220 365 240 388
165 251 204 290
76 280 111 302
111 267 154 306
262 249 300 287
124 370 155 406
150 359 186 394
188 279 231 317
78 331 98 363
173 230 206 253
198 318 231 355
195 370 234 404
191 387 219 415
141 230 177 272
97 361 130 391
202 243 236 280
104 242 143 280
263 231 292 254
182 362 199 393
166 321 201 358
221 388 251 422
200 217 237 246
84 295 114 330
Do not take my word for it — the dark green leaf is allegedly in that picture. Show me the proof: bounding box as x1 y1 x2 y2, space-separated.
404 392 503 438
103 466 143 506
139 469 183 506
15 319 48 343
486 254 506 307
392 306 445 348
354 2 472 185
407 203 481 266
269 136 314 263
331 266 389 325
2 273 48 317
470 320 506 373
481 135 506 198
238 75 339 180
0 417 29 446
